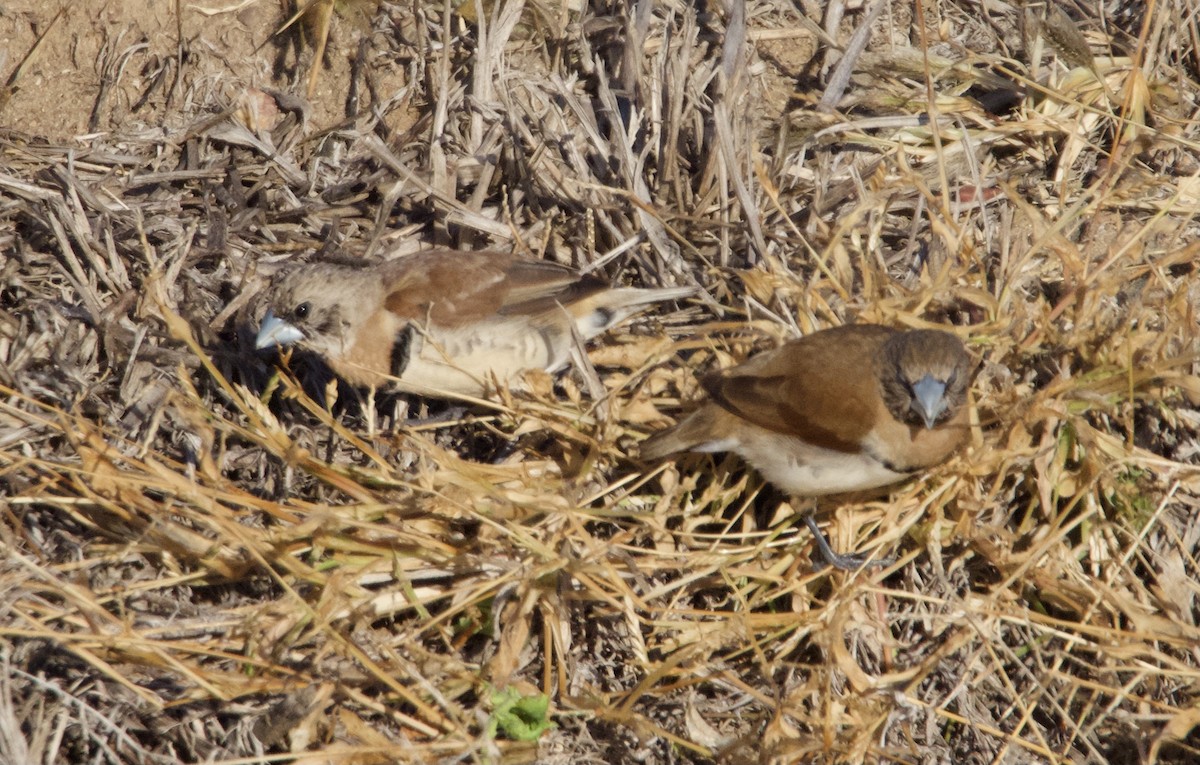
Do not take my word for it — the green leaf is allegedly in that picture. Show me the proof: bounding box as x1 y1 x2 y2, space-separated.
487 686 555 742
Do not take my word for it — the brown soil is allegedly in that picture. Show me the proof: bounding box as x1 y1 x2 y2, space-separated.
0 0 413 139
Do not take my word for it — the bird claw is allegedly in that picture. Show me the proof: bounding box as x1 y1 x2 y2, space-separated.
803 515 894 572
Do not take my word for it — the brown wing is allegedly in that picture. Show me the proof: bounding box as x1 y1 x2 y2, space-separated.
379 250 602 326
702 324 896 454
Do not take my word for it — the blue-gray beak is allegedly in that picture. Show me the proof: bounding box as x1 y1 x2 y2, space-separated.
255 309 305 350
911 374 948 429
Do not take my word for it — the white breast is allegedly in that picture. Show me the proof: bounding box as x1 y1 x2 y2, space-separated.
713 426 911 496
395 321 562 396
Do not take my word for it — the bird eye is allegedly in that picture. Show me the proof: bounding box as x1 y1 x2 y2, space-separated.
293 302 311 320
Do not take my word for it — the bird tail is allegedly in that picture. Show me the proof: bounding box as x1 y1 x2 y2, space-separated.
638 427 685 461
640 405 732 461
571 285 696 338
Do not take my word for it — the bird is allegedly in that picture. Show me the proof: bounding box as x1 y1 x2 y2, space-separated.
254 249 695 400
641 324 973 570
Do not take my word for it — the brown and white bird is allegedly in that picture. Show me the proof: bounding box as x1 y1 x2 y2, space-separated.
641 324 973 569
254 249 695 399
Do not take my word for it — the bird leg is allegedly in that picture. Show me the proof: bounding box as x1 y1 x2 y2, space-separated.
803 514 894 571
393 405 470 430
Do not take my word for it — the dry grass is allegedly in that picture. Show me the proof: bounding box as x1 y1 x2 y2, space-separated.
2 0 1200 763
